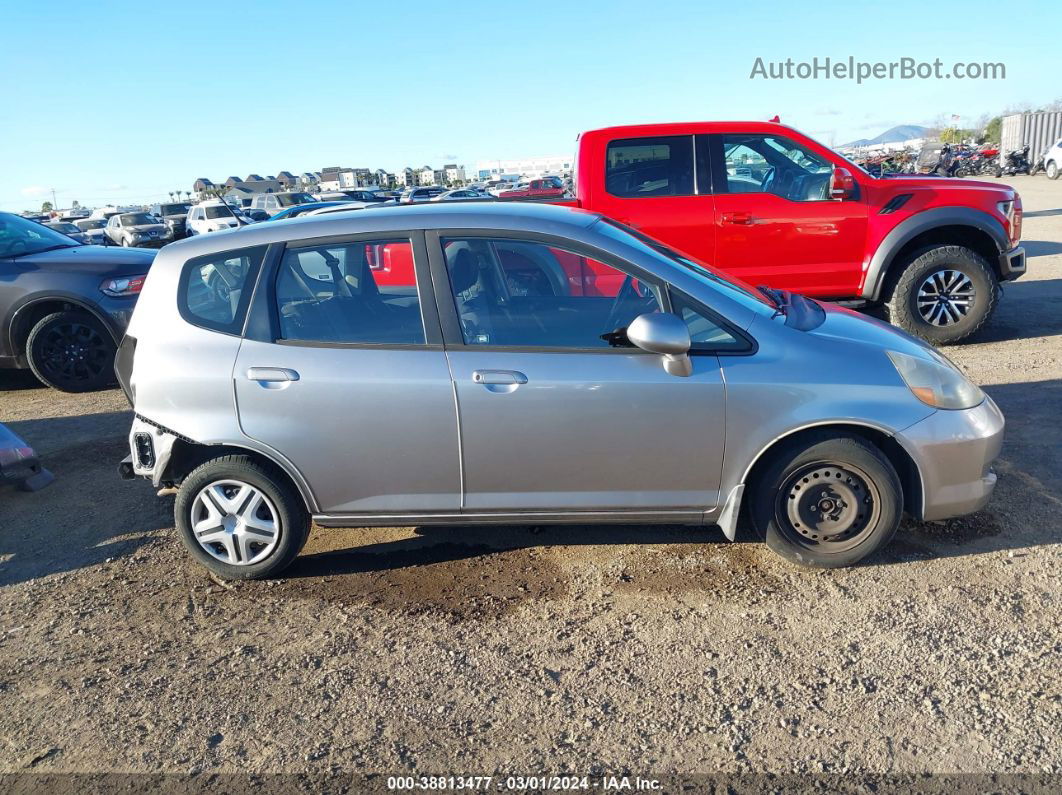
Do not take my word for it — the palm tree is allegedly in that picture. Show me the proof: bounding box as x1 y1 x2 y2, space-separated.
168 192 175 202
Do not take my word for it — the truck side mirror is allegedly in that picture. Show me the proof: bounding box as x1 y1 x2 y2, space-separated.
830 167 857 200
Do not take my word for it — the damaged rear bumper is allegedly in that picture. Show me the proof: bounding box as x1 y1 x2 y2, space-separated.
123 416 180 487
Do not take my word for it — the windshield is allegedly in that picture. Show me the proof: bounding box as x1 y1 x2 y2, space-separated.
594 218 774 309
76 219 106 230
276 193 315 207
158 204 190 216
121 212 157 226
48 222 81 234
204 205 234 219
0 212 81 257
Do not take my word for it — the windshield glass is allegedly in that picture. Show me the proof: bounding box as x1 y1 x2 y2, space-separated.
204 205 234 219
158 204 190 216
48 222 81 234
76 219 106 230
121 212 157 226
276 193 315 207
0 212 81 257
594 218 774 309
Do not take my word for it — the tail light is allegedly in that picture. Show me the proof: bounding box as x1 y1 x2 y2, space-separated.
100 275 146 297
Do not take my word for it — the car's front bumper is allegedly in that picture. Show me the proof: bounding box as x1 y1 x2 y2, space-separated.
898 396 1005 521
130 238 171 248
999 245 1026 281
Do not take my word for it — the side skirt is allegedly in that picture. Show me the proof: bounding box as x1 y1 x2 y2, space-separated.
313 509 709 528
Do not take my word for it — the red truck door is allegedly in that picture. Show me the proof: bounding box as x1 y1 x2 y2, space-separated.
708 133 868 298
588 134 715 264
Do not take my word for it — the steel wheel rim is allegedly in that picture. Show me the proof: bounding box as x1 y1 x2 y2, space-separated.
916 269 976 326
775 462 881 553
38 321 110 382
190 480 280 566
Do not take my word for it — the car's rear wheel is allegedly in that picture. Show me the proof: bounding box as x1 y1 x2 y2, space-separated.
885 245 997 345
175 455 310 580
1047 161 1059 180
751 433 902 568
26 311 116 392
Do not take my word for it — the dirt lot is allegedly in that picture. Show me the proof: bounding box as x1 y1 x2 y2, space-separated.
1 177 1059 786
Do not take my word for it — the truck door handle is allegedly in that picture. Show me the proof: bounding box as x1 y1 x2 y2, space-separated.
721 212 755 225
246 367 300 383
472 369 527 385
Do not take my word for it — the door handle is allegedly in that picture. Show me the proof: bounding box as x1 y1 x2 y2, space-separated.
721 212 755 225
246 367 300 383
472 369 527 385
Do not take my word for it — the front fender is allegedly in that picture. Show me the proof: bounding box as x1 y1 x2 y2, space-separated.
861 207 1008 300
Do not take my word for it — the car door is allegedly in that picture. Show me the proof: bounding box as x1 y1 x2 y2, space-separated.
708 133 869 298
429 233 728 513
233 232 461 515
588 134 716 265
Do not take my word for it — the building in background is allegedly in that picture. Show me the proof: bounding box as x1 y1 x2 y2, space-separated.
444 164 466 185
418 166 436 186
474 155 572 181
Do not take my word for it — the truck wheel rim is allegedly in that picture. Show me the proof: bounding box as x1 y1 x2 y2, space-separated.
916 269 975 326
38 320 110 383
776 463 881 553
191 480 279 566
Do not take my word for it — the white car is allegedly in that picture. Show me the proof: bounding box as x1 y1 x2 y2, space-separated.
185 201 241 235
1043 138 1062 180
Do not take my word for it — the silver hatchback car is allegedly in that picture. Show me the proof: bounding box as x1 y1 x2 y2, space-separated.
118 203 1003 579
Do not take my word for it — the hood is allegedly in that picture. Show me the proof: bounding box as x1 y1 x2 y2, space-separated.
878 174 1013 195
16 244 156 276
129 223 168 233
805 301 935 360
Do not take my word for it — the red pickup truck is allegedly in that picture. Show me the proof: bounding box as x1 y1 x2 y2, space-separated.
498 177 567 200
548 121 1025 344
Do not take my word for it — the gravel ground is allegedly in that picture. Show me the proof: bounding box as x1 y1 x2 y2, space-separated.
0 177 1059 787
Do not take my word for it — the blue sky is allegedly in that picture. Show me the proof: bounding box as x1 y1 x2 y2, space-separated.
2 0 1056 211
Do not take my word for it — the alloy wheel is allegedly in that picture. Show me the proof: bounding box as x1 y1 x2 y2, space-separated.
776 462 881 553
190 480 280 566
916 269 976 326
37 320 111 384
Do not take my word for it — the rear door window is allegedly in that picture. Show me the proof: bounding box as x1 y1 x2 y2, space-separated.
606 135 695 197
274 239 424 345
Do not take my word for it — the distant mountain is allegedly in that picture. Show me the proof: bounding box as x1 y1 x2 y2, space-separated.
842 125 930 148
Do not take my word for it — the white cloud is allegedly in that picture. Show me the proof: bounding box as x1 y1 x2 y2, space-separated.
20 185 50 197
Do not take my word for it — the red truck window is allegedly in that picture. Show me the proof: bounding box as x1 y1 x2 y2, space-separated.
606 135 694 197
720 134 833 201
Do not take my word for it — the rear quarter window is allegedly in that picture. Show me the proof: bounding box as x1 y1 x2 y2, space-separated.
178 245 268 335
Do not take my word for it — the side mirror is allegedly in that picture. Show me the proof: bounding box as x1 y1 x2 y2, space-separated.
626 312 693 377
829 167 857 200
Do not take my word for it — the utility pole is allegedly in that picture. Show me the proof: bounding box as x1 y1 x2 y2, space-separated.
51 188 58 212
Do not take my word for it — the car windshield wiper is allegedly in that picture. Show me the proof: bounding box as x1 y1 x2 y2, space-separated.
757 285 790 316
10 243 80 258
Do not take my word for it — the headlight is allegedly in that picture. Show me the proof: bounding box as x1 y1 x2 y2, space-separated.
100 275 147 297
886 350 984 409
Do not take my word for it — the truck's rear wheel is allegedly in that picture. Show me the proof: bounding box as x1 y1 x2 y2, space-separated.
885 245 997 345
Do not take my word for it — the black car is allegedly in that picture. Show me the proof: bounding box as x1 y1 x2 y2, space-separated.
0 212 155 391
149 202 192 239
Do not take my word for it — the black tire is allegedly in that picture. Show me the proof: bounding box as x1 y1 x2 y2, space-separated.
885 245 997 345
751 432 902 568
25 311 117 392
174 454 310 580
992 166 1003 178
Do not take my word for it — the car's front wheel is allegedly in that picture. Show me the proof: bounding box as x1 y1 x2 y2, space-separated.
175 455 310 580
1047 161 1059 180
751 432 903 568
885 245 997 345
25 311 117 392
